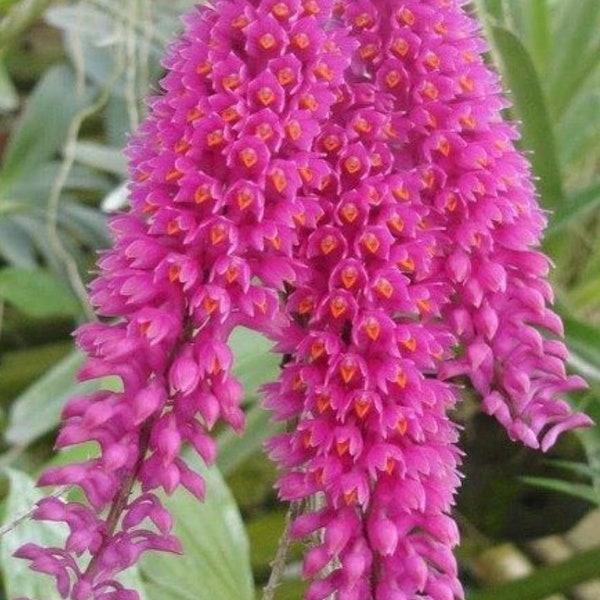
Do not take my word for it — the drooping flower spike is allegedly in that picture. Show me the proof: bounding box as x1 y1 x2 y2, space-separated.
15 0 590 599
15 2 355 598
265 0 590 599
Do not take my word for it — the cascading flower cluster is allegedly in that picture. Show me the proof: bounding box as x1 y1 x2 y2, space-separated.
15 1 354 597
15 0 590 599
262 1 591 598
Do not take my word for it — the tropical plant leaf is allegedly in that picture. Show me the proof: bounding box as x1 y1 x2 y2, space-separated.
0 267 80 317
547 177 600 235
217 403 279 477
0 65 93 184
0 220 37 267
139 456 254 600
546 0 600 120
0 469 66 600
0 469 150 600
230 326 279 402
560 309 600 384
487 24 563 209
73 141 127 176
4 349 119 446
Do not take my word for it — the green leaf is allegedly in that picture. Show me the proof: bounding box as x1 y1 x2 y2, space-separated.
546 0 600 119
481 0 504 21
0 469 149 600
569 274 600 311
487 24 563 209
230 326 279 401
520 476 599 505
5 349 118 446
560 309 600 384
0 469 65 600
544 459 600 480
5 163 113 208
508 0 551 74
140 457 254 600
547 178 600 234
217 403 280 477
0 65 93 185
0 220 37 267
555 85 600 174
0 267 80 317
73 141 127 177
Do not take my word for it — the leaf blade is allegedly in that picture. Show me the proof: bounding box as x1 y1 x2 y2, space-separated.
488 24 563 209
139 457 254 600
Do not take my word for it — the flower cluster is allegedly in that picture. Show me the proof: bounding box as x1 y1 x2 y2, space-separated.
15 0 590 599
16 1 354 597
264 0 589 598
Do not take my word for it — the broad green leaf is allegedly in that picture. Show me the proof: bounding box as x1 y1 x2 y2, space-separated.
230 326 279 401
0 267 80 317
0 65 93 184
5 349 118 446
519 0 551 73
73 141 127 177
140 457 254 600
0 469 65 600
0 469 67 600
59 202 110 249
555 86 600 175
7 215 66 274
0 469 149 600
217 403 279 476
0 220 36 267
480 0 504 21
6 163 113 207
487 24 563 209
499 1 551 75
105 96 131 147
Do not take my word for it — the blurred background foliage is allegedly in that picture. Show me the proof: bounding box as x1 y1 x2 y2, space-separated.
0 0 599 599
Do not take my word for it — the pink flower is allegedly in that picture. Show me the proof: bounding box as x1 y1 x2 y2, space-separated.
16 0 590 599
15 0 354 597
263 0 591 598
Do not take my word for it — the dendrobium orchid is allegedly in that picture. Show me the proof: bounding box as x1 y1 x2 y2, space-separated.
16 0 591 599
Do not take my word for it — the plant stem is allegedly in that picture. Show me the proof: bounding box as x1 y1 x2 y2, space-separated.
83 421 153 580
262 502 300 600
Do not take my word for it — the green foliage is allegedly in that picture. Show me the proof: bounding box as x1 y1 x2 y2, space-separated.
4 349 111 446
140 456 255 600
0 469 67 600
0 267 80 317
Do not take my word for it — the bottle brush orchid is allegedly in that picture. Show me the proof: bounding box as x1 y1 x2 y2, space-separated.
15 0 591 599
